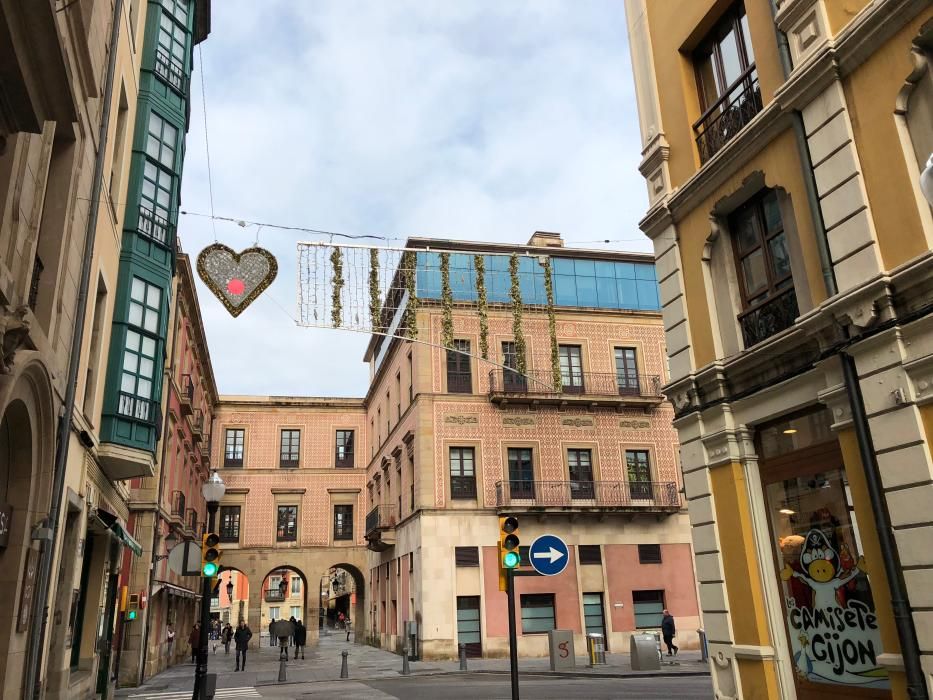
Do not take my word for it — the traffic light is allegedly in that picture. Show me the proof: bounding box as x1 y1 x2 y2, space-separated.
201 532 221 577
125 593 140 621
499 516 520 591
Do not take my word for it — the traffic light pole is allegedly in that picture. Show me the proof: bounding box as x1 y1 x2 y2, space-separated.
192 502 218 700
506 567 519 700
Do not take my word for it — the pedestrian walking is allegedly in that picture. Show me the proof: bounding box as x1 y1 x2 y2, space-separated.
188 623 200 664
337 611 345 630
222 623 233 655
344 615 351 641
293 618 306 659
661 609 678 656
234 620 252 672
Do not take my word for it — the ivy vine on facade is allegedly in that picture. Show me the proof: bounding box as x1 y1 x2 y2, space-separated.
330 247 344 328
403 250 418 339
440 252 454 349
368 248 382 332
473 254 489 360
542 256 562 391
508 253 527 376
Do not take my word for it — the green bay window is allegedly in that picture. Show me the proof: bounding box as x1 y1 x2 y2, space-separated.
118 278 162 423
139 160 174 246
155 9 188 92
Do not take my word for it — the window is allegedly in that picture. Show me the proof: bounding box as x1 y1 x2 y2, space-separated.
633 590 665 628
579 545 602 565
155 7 188 91
457 596 482 658
558 345 584 393
518 546 530 567
268 607 280 620
333 505 353 541
145 111 178 170
335 430 354 467
520 594 555 634
730 189 798 347
501 341 526 391
507 448 535 500
409 552 414 573
290 606 301 619
291 577 301 595
118 330 157 422
276 505 298 542
83 276 108 418
567 448 594 499
614 347 640 395
139 160 173 245
280 429 300 468
224 429 244 468
377 408 382 445
638 544 662 564
446 339 472 393
128 277 161 333
449 447 476 499
583 593 606 638
161 0 189 24
455 547 479 567
626 450 652 500
692 2 761 162
219 506 240 543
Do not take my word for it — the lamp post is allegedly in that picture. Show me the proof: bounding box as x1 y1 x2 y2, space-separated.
193 470 225 700
921 154 933 207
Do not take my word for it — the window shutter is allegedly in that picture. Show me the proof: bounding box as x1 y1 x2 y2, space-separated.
455 546 479 567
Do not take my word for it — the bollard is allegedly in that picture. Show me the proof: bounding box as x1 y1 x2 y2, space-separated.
697 629 709 663
278 644 287 683
340 650 349 679
459 643 468 671
401 641 411 676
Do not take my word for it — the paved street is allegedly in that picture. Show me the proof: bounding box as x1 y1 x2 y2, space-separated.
117 634 712 699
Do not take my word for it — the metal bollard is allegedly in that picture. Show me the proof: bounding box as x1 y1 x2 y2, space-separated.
697 629 709 663
402 641 411 676
459 643 468 671
278 644 287 683
340 650 349 679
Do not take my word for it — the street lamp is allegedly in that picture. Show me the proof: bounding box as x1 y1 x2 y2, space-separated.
921 154 933 207
193 470 226 700
226 579 234 599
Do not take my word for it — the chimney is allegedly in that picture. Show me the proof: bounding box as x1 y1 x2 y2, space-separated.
527 231 564 248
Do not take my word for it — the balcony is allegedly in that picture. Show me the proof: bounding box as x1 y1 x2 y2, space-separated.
738 287 799 349
154 48 186 94
488 370 662 409
185 508 199 535
365 504 397 552
264 589 285 603
446 371 472 394
169 491 186 527
495 480 680 514
137 206 174 248
694 66 762 164
179 374 194 415
189 409 204 443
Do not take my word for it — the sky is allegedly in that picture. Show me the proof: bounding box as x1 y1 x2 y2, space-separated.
179 0 650 397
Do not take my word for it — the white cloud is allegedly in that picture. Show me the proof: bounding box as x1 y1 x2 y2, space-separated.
179 0 649 397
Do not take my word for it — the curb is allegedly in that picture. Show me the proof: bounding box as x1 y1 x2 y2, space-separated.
466 668 712 680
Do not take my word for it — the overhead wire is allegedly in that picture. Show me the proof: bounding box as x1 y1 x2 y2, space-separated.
197 44 218 242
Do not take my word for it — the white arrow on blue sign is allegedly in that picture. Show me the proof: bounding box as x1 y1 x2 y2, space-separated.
528 534 570 576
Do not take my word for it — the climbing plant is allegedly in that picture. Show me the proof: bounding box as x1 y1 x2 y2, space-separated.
508 253 527 376
330 247 344 328
542 257 561 391
402 250 418 339
368 248 382 332
440 252 454 349
474 254 489 360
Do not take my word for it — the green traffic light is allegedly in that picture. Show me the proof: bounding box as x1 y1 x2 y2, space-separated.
503 551 520 569
202 561 219 577
126 610 137 620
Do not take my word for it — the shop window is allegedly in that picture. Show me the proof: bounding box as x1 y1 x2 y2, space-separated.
520 594 556 634
693 1 761 162
632 590 665 628
760 411 889 693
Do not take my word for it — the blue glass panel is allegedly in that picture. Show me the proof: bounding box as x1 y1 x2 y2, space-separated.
596 277 619 308
634 264 656 280
576 275 598 306
617 278 638 309
519 273 536 302
595 261 615 278
451 253 473 270
450 267 476 301
635 280 661 310
615 262 635 279
488 271 510 303
554 275 577 306
420 269 442 299
421 252 440 269
487 254 509 271
553 258 575 275
533 274 547 305
574 259 596 277
518 256 536 273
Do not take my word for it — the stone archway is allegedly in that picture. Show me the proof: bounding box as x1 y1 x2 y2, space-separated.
317 562 366 642
215 567 250 626
256 564 310 647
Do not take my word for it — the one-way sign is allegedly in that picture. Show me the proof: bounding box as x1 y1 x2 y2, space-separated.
529 534 569 576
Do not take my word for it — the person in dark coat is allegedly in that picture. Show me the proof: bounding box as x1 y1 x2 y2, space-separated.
188 623 200 663
234 620 253 671
292 618 306 659
661 609 678 656
222 623 234 654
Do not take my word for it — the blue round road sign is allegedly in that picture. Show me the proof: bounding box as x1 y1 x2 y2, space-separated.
528 534 570 576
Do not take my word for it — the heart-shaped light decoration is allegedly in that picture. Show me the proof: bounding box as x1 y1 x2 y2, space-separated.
196 243 278 317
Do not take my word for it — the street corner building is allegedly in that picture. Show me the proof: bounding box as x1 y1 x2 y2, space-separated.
0 0 210 698
625 0 933 698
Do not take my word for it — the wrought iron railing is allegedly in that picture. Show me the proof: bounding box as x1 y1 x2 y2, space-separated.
495 480 680 509
28 256 43 311
181 374 194 403
154 48 185 93
170 490 186 517
117 392 158 424
191 408 203 434
365 504 397 536
488 369 661 398
451 476 477 499
446 371 472 394
264 589 285 603
137 206 173 247
738 287 799 348
694 66 762 164
186 508 198 532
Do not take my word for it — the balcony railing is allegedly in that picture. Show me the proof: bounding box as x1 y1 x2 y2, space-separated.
365 504 397 536
446 371 473 394
264 589 285 603
694 66 762 164
170 491 185 523
154 48 185 93
488 369 661 403
117 392 159 425
738 287 799 348
180 374 194 414
495 480 680 511
137 206 173 248
190 409 203 442
335 451 354 468
451 476 477 500
186 508 198 533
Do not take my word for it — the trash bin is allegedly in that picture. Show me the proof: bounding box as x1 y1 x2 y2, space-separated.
586 633 606 666
630 633 661 671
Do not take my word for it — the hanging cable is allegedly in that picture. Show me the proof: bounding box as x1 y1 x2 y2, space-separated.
197 44 218 242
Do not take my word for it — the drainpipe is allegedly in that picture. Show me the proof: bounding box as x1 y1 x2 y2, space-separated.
769 4 927 697
24 0 125 697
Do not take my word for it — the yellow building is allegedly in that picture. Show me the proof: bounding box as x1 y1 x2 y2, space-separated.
625 0 933 698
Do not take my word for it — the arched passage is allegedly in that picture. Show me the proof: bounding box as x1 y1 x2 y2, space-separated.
256 565 310 647
214 567 250 625
317 562 365 641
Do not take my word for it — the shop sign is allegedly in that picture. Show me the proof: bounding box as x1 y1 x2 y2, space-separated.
781 529 888 688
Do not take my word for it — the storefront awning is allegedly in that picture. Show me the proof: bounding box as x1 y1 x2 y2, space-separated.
94 508 143 556
152 580 201 600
